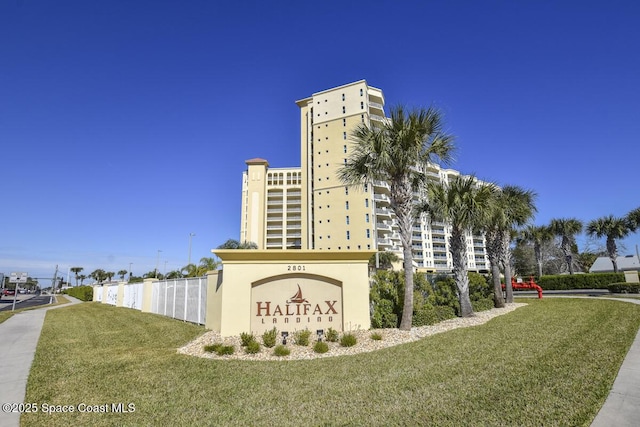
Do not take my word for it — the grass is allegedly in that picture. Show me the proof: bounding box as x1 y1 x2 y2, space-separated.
0 295 69 324
22 299 640 426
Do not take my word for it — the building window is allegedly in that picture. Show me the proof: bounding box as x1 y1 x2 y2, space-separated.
346 231 350 240
365 198 369 207
343 132 347 140
366 229 370 238
345 186 349 195
367 244 371 250
360 101 364 110
346 216 350 225
343 118 346 127
346 201 349 210
361 114 365 123
342 93 345 101
365 213 369 223
342 106 345 114
364 183 368 192
360 88 363 96
344 159 347 164
343 144 347 153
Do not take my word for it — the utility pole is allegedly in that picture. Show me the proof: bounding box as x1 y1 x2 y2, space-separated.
52 265 59 294
188 232 196 266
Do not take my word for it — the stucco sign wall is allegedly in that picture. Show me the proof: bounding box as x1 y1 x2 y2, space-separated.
206 250 374 337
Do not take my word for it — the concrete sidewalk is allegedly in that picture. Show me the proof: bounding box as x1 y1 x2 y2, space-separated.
0 295 82 427
591 297 640 427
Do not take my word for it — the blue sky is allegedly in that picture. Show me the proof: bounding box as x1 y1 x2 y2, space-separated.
2 1 639 284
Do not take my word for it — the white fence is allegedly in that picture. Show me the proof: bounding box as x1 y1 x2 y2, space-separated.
92 277 208 325
151 277 207 325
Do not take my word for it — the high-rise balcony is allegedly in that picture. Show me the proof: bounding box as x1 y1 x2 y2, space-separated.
375 207 392 218
376 222 392 231
374 194 390 203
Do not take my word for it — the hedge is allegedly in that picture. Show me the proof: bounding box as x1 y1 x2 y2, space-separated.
537 273 624 290
63 285 94 301
607 283 640 293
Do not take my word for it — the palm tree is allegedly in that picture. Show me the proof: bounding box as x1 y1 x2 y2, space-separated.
339 105 455 330
78 274 87 286
627 207 640 232
70 267 83 287
498 186 537 303
200 257 220 273
105 272 115 283
421 175 496 317
549 218 583 274
118 270 128 281
90 269 107 285
519 224 554 278
586 215 630 273
181 263 198 278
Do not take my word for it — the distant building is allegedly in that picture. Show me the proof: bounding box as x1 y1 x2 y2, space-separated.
589 255 640 273
240 80 490 273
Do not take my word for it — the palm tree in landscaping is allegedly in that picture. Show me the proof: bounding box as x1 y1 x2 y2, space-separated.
198 257 220 273
549 218 583 274
217 239 258 249
339 105 455 330
420 175 496 317
78 274 87 286
70 267 83 287
484 185 537 305
627 207 640 231
519 224 554 278
118 270 128 281
586 215 631 273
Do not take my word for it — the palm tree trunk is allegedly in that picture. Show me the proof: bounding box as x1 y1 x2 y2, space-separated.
534 243 543 278
451 228 474 317
486 230 505 308
607 237 618 273
393 180 415 331
503 232 514 303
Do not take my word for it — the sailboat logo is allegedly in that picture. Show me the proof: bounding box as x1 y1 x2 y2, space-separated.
287 284 308 304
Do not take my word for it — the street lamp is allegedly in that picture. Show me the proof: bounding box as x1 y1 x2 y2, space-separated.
188 233 196 266
155 250 162 278
129 262 133 279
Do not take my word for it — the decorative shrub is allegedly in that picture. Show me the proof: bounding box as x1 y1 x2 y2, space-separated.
608 283 640 293
240 332 255 347
370 332 383 341
262 327 278 348
538 273 624 290
273 345 290 357
245 340 261 354
216 345 235 356
325 327 339 342
63 285 94 301
204 343 223 353
313 341 329 353
340 333 357 347
471 297 494 312
293 329 312 346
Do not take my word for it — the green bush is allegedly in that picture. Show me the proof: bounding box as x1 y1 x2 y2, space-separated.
293 329 312 346
216 345 235 356
313 341 329 353
63 285 94 301
538 273 624 290
240 332 255 347
245 340 261 354
471 297 494 312
608 283 640 293
325 327 339 342
340 333 357 347
273 345 290 357
262 327 278 348
204 343 223 353
370 332 383 341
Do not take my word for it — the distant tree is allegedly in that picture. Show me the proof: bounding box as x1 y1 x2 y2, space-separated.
549 218 583 274
586 215 631 273
181 264 198 277
420 175 496 317
518 225 554 278
78 274 87 286
105 272 115 282
217 239 258 249
70 267 83 287
199 257 220 272
165 270 183 279
118 270 128 281
90 269 107 284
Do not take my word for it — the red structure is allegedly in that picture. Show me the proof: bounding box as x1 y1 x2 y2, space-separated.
502 276 543 299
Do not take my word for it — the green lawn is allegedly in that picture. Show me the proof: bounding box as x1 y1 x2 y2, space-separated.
23 298 640 426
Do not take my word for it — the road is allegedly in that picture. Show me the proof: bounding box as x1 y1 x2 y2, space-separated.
0 295 54 312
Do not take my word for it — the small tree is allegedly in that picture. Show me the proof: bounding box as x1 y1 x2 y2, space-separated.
586 215 630 273
70 267 83 287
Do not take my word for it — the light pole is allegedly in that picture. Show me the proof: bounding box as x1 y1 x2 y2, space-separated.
155 250 162 278
129 262 133 280
188 233 196 266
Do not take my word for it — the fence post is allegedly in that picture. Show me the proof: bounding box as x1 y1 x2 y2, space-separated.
141 278 157 313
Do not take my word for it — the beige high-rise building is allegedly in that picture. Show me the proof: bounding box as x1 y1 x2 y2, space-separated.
240 80 489 273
